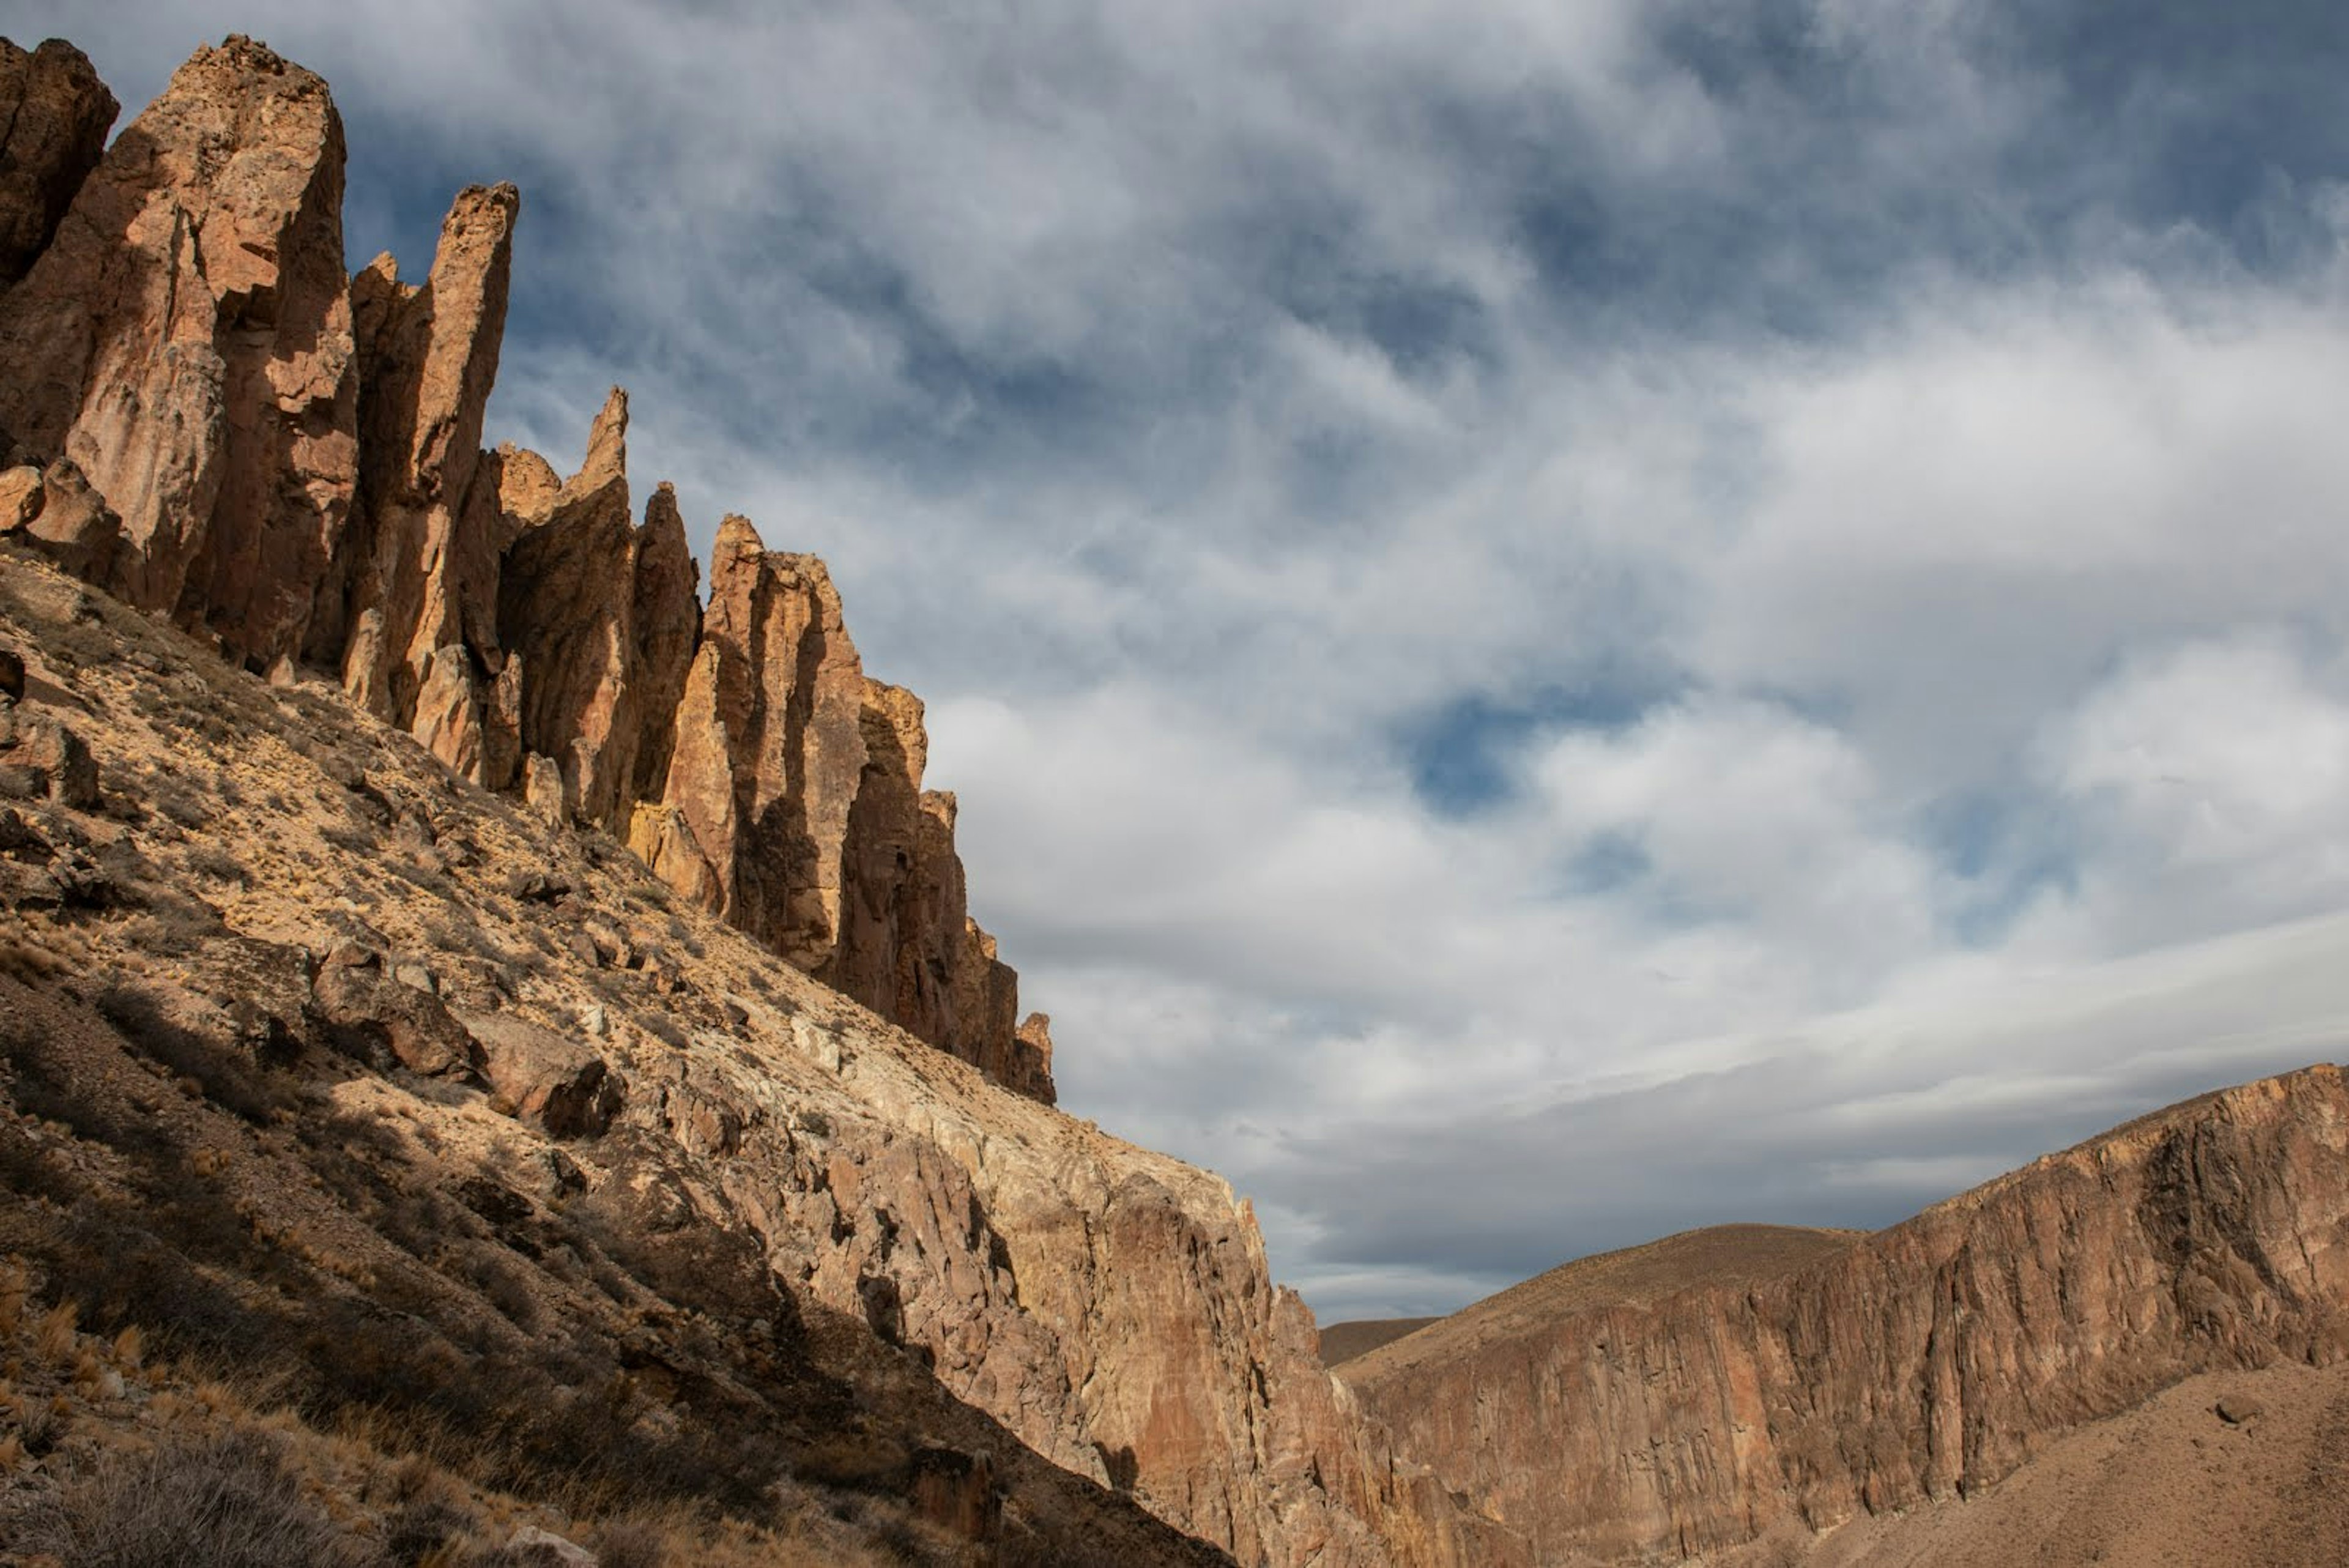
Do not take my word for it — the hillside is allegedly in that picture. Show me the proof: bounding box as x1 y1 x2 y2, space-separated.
0 32 1519 1568
1318 1318 1440 1367
1338 1227 1861 1383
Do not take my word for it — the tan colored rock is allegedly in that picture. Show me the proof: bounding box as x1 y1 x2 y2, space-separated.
1014 1013 1056 1098
0 458 119 584
653 513 868 966
0 35 358 667
494 440 562 526
497 389 646 828
0 466 40 528
1346 1067 2349 1564
462 1012 623 1138
0 38 117 286
521 751 570 823
311 960 483 1078
626 482 699 801
827 680 933 1019
330 183 519 739
0 702 97 808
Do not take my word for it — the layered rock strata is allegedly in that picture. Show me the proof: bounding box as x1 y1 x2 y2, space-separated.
0 33 1041 1101
1345 1067 2349 1562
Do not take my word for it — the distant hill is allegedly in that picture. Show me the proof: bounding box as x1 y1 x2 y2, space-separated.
1318 1317 1442 1367
1337 1224 1861 1386
1342 1069 2349 1564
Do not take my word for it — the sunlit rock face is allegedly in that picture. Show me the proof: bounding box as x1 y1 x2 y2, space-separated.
1346 1066 2349 1562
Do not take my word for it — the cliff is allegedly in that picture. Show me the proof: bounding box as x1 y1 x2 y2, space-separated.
0 34 1048 1103
0 32 1514 1566
1344 1069 2349 1562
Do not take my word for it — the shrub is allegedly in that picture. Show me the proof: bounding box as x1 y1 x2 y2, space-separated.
7 1427 390 1567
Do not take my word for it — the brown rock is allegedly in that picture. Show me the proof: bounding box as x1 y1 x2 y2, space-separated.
0 466 40 528
1013 1013 1056 1101
651 513 868 966
0 703 97 808
4 458 120 583
0 647 21 702
0 35 358 667
0 38 117 286
1346 1067 2349 1564
626 481 699 801
497 389 644 828
828 681 935 1020
2216 1394 2266 1425
329 182 520 757
521 751 570 823
462 1011 623 1138
311 962 483 1078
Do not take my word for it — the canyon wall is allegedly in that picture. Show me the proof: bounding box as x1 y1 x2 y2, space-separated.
1345 1066 2349 1562
0 34 1048 1102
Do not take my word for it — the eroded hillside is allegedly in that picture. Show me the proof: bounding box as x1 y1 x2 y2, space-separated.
0 30 1518 1568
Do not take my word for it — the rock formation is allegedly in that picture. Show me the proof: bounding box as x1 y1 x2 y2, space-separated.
0 543 1521 1566
0 31 1044 1102
332 180 519 760
0 35 358 667
1344 1068 2349 1562
0 38 116 286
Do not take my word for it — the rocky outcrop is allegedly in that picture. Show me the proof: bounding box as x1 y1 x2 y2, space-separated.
1 544 1521 1566
332 181 519 766
0 35 1046 1092
1346 1067 2349 1563
493 390 700 834
0 38 116 287
648 514 869 966
0 35 358 668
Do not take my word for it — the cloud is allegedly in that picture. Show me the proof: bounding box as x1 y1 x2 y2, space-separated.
26 0 2349 1319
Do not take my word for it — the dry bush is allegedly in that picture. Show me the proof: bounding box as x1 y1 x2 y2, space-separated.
8 1427 389 1567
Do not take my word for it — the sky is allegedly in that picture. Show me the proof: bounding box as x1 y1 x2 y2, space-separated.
13 0 2349 1320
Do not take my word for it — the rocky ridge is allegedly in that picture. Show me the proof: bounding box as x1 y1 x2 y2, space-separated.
1343 1069 2349 1562
0 32 1513 1567
0 33 1048 1104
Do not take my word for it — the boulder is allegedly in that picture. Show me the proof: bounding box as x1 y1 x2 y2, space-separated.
0 704 97 808
311 959 483 1078
461 1011 622 1137
0 458 121 584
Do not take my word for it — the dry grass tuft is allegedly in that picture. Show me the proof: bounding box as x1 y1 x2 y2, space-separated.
8 1427 390 1567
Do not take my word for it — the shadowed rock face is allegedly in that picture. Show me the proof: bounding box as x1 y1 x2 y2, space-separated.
332 179 519 759
1345 1068 2349 1563
0 39 117 288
